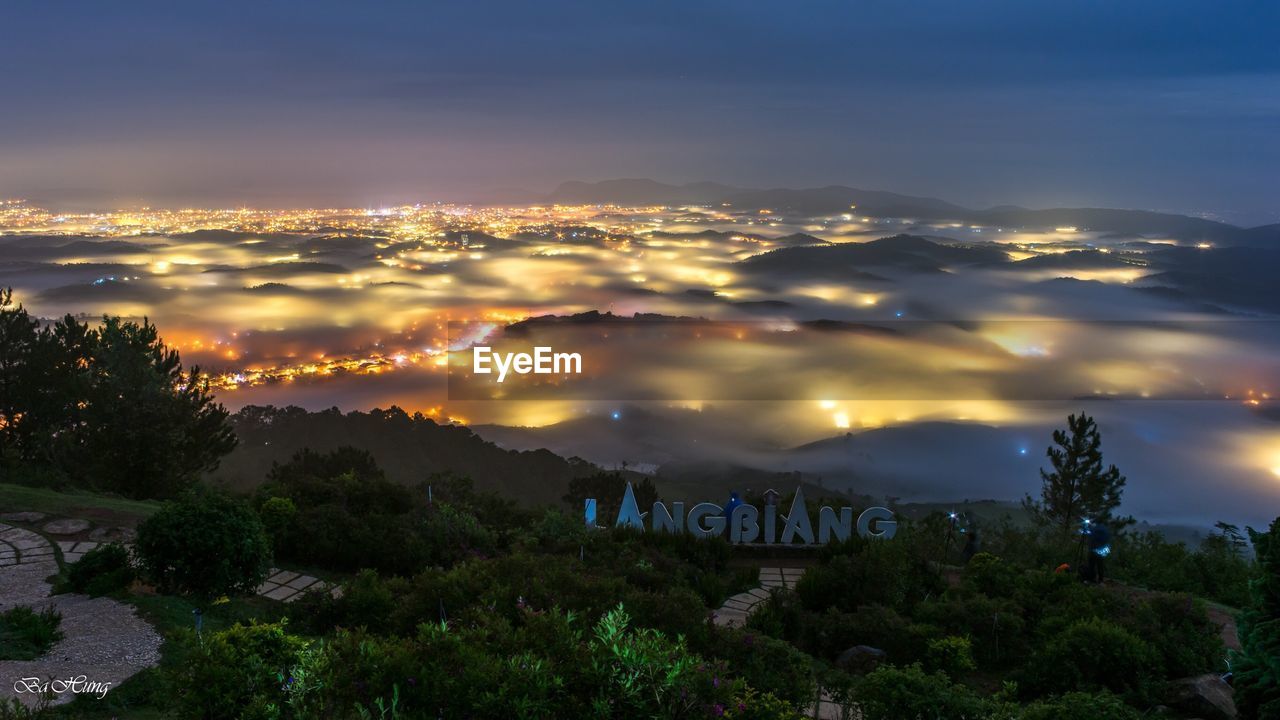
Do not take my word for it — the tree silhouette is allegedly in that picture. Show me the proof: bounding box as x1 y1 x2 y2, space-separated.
1233 516 1280 719
1 289 236 497
1024 412 1130 532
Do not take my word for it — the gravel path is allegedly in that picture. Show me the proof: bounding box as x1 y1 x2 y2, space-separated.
0 523 162 708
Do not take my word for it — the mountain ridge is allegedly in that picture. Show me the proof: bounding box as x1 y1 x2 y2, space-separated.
544 179 1277 247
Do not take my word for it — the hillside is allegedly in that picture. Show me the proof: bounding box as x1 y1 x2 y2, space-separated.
209 405 596 506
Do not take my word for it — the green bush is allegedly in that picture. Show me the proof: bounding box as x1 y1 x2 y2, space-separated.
135 487 272 602
0 605 62 660
258 449 506 575
1130 591 1224 677
854 663 991 720
796 539 942 614
287 568 399 635
167 621 309 720
749 592 934 666
722 687 807 719
273 604 798 719
926 635 976 677
1113 530 1252 608
60 542 135 596
420 502 500 566
258 495 296 546
1015 690 1141 720
1020 617 1158 702
964 552 1021 598
706 628 816 706
915 590 1028 669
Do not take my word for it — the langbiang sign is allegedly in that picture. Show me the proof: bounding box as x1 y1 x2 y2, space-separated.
611 484 897 544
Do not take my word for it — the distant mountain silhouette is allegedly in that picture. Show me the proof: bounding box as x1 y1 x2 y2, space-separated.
725 185 971 218
645 229 826 249
1136 246 1280 312
996 249 1145 271
969 207 1250 245
736 234 1009 279
542 179 1276 247
0 236 151 262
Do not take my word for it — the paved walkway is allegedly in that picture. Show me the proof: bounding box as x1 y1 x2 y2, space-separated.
711 567 853 719
256 568 343 603
0 522 162 708
0 524 58 566
55 540 102 565
712 566 803 627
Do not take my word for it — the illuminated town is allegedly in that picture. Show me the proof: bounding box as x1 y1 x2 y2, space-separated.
2 3 1278 716
2 195 1277 525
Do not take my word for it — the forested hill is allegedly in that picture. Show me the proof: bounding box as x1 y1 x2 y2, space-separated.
208 405 596 506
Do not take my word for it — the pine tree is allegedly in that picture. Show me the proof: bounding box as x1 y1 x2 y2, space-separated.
1023 412 1129 532
58 316 237 498
1233 517 1280 720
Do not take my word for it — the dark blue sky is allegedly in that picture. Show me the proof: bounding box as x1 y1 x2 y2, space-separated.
2 1 1277 223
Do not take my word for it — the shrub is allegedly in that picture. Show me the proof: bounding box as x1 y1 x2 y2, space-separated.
707 628 816 706
523 507 590 554
915 591 1029 669
964 552 1021 598
1129 591 1223 677
1016 690 1142 720
745 588 807 643
259 449 506 575
0 606 62 660
1113 529 1252 608
258 495 296 545
135 487 271 602
722 687 808 719
749 593 933 666
854 664 991 720
60 542 135 596
167 621 308 720
796 539 942 614
287 568 399 635
1020 617 1158 702
283 603 774 719
926 635 976 677
419 502 499 566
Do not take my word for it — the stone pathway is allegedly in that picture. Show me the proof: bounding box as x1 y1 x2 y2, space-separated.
712 566 804 627
255 568 342 603
710 567 854 719
0 524 57 567
0 522 162 708
55 540 102 565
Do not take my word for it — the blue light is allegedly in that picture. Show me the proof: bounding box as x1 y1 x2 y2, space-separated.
611 411 621 421
1018 447 1028 456
894 311 904 318
1095 545 1111 557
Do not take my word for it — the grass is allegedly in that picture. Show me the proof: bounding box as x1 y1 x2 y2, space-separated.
128 592 288 637
0 482 159 526
0 605 63 661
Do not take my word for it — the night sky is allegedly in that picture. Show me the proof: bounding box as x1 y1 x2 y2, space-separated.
3 1 1277 223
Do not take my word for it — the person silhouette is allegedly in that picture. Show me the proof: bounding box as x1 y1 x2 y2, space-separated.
962 528 980 562
722 492 743 539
